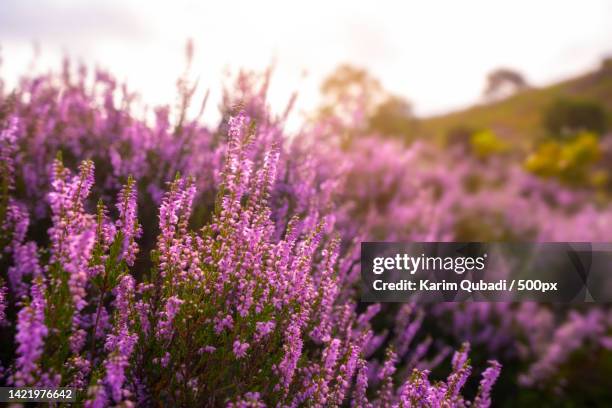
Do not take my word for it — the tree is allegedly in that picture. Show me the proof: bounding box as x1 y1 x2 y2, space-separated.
319 64 385 128
319 64 415 139
368 94 416 139
483 68 528 101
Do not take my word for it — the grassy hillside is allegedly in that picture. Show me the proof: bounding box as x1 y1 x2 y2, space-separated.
419 60 612 147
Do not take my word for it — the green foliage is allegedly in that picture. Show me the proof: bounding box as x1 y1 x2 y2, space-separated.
543 98 608 139
421 61 612 145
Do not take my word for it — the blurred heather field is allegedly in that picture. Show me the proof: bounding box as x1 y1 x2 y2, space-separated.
1 1 612 407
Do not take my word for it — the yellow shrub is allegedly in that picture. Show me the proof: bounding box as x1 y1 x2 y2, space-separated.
469 130 510 158
524 132 604 185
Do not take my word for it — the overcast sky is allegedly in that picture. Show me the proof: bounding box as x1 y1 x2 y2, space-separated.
1 0 611 125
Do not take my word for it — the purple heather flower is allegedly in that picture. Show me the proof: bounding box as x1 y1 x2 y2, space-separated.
104 333 137 403
447 343 473 400
103 275 137 403
473 360 502 408
8 241 42 298
5 202 42 298
116 177 142 266
0 115 18 189
0 283 7 326
376 349 398 405
233 340 250 359
160 352 171 368
157 177 196 280
352 358 371 408
12 278 48 386
68 355 92 389
156 295 183 340
47 159 97 353
6 200 29 244
323 338 341 377
227 391 266 408
275 319 303 391
254 320 275 341
85 381 108 408
451 342 471 372
202 345 216 354
214 313 234 334
519 309 607 387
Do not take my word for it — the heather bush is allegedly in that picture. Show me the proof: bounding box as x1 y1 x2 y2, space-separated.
0 90 501 406
1 62 611 406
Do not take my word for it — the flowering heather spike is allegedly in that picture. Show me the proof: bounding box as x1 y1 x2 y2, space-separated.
233 340 250 359
68 356 91 389
332 344 359 403
228 110 248 142
48 158 96 266
451 342 471 372
310 238 340 343
248 146 280 216
104 340 136 403
5 202 42 298
0 115 18 190
220 112 253 211
0 282 7 326
394 306 424 357
47 158 97 353
254 320 275 341
85 381 108 408
398 369 430 407
352 358 371 408
275 319 303 391
156 295 183 340
228 392 266 408
357 303 381 329
519 309 607 388
8 241 42 298
116 176 141 266
106 275 136 348
12 278 47 386
104 275 137 403
323 338 341 377
473 360 502 408
447 343 473 400
376 348 398 405
157 177 196 280
6 200 29 244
